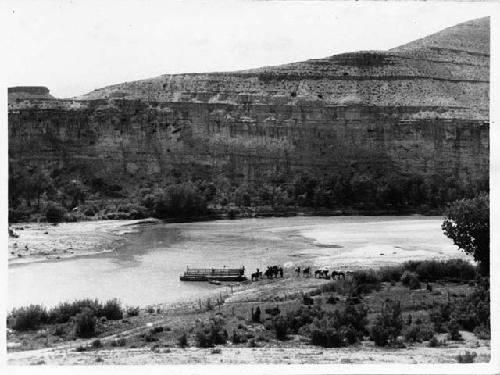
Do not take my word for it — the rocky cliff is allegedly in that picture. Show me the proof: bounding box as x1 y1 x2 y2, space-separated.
8 18 489 211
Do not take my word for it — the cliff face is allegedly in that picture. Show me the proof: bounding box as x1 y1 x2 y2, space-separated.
8 18 489 197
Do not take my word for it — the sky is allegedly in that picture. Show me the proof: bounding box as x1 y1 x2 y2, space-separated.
0 0 498 98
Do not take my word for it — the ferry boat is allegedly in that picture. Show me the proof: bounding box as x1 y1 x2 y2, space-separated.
179 266 246 282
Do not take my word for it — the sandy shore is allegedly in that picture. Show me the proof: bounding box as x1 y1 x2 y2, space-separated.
8 219 160 265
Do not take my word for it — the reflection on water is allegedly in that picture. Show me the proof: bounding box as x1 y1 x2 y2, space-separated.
8 216 463 310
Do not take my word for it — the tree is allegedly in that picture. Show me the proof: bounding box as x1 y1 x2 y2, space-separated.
442 193 489 275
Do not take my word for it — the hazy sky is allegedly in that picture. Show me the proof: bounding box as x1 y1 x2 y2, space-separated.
1 0 497 98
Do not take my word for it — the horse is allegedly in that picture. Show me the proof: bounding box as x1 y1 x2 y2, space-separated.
302 267 311 277
251 269 262 281
314 268 329 279
266 265 279 278
330 271 346 280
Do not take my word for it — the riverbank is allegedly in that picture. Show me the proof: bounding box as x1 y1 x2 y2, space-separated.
8 218 160 265
7 269 490 365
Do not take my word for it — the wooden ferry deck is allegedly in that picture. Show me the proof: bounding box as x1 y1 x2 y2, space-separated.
180 267 247 282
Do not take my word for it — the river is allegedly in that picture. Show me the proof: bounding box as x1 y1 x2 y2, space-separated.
7 216 466 310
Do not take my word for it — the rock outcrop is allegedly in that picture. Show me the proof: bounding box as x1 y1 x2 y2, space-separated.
8 18 489 200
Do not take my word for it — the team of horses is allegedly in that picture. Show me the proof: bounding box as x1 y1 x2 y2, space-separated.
251 265 348 281
251 266 284 281
294 266 347 279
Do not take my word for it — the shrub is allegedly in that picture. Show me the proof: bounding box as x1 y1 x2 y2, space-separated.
473 324 490 339
401 271 418 287
99 299 123 320
152 326 164 334
232 330 248 344
251 307 261 323
352 270 381 294
112 337 127 347
178 333 189 348
379 266 403 282
143 332 159 342
456 351 477 363
448 320 462 341
428 335 445 347
126 306 140 317
370 324 390 346
308 305 368 348
54 325 65 337
273 316 289 341
48 299 101 324
403 259 477 282
302 295 314 305
195 317 228 347
45 202 67 223
9 305 48 331
370 301 402 346
408 276 421 290
91 339 102 349
149 183 208 219
73 308 96 338
285 306 323 334
403 324 435 343
327 296 339 304
311 327 342 348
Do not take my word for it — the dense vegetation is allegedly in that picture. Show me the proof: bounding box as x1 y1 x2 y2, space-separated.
8 158 488 222
7 298 124 337
442 193 490 275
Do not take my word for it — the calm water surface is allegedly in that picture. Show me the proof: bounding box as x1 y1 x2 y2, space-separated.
8 216 463 310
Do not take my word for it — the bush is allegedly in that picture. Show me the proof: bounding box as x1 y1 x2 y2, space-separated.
100 299 123 320
195 317 228 348
232 330 248 344
473 324 490 339
148 183 209 219
352 270 381 294
456 351 477 363
73 308 96 338
327 296 339 304
178 333 189 348
408 276 421 290
45 202 67 223
370 301 402 347
403 259 476 282
126 306 140 317
9 305 48 331
401 271 417 287
428 335 445 347
91 339 103 349
311 327 342 348
403 324 435 343
112 337 127 347
400 270 421 289
307 304 368 348
273 316 289 341
448 320 462 341
285 306 323 334
48 299 101 324
302 295 314 305
251 307 261 323
379 266 403 282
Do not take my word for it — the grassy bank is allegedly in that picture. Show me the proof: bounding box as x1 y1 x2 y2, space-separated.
7 259 490 364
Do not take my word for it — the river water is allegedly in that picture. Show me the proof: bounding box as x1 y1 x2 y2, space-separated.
8 216 466 310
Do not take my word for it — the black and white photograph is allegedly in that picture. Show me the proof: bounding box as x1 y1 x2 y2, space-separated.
1 0 498 371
